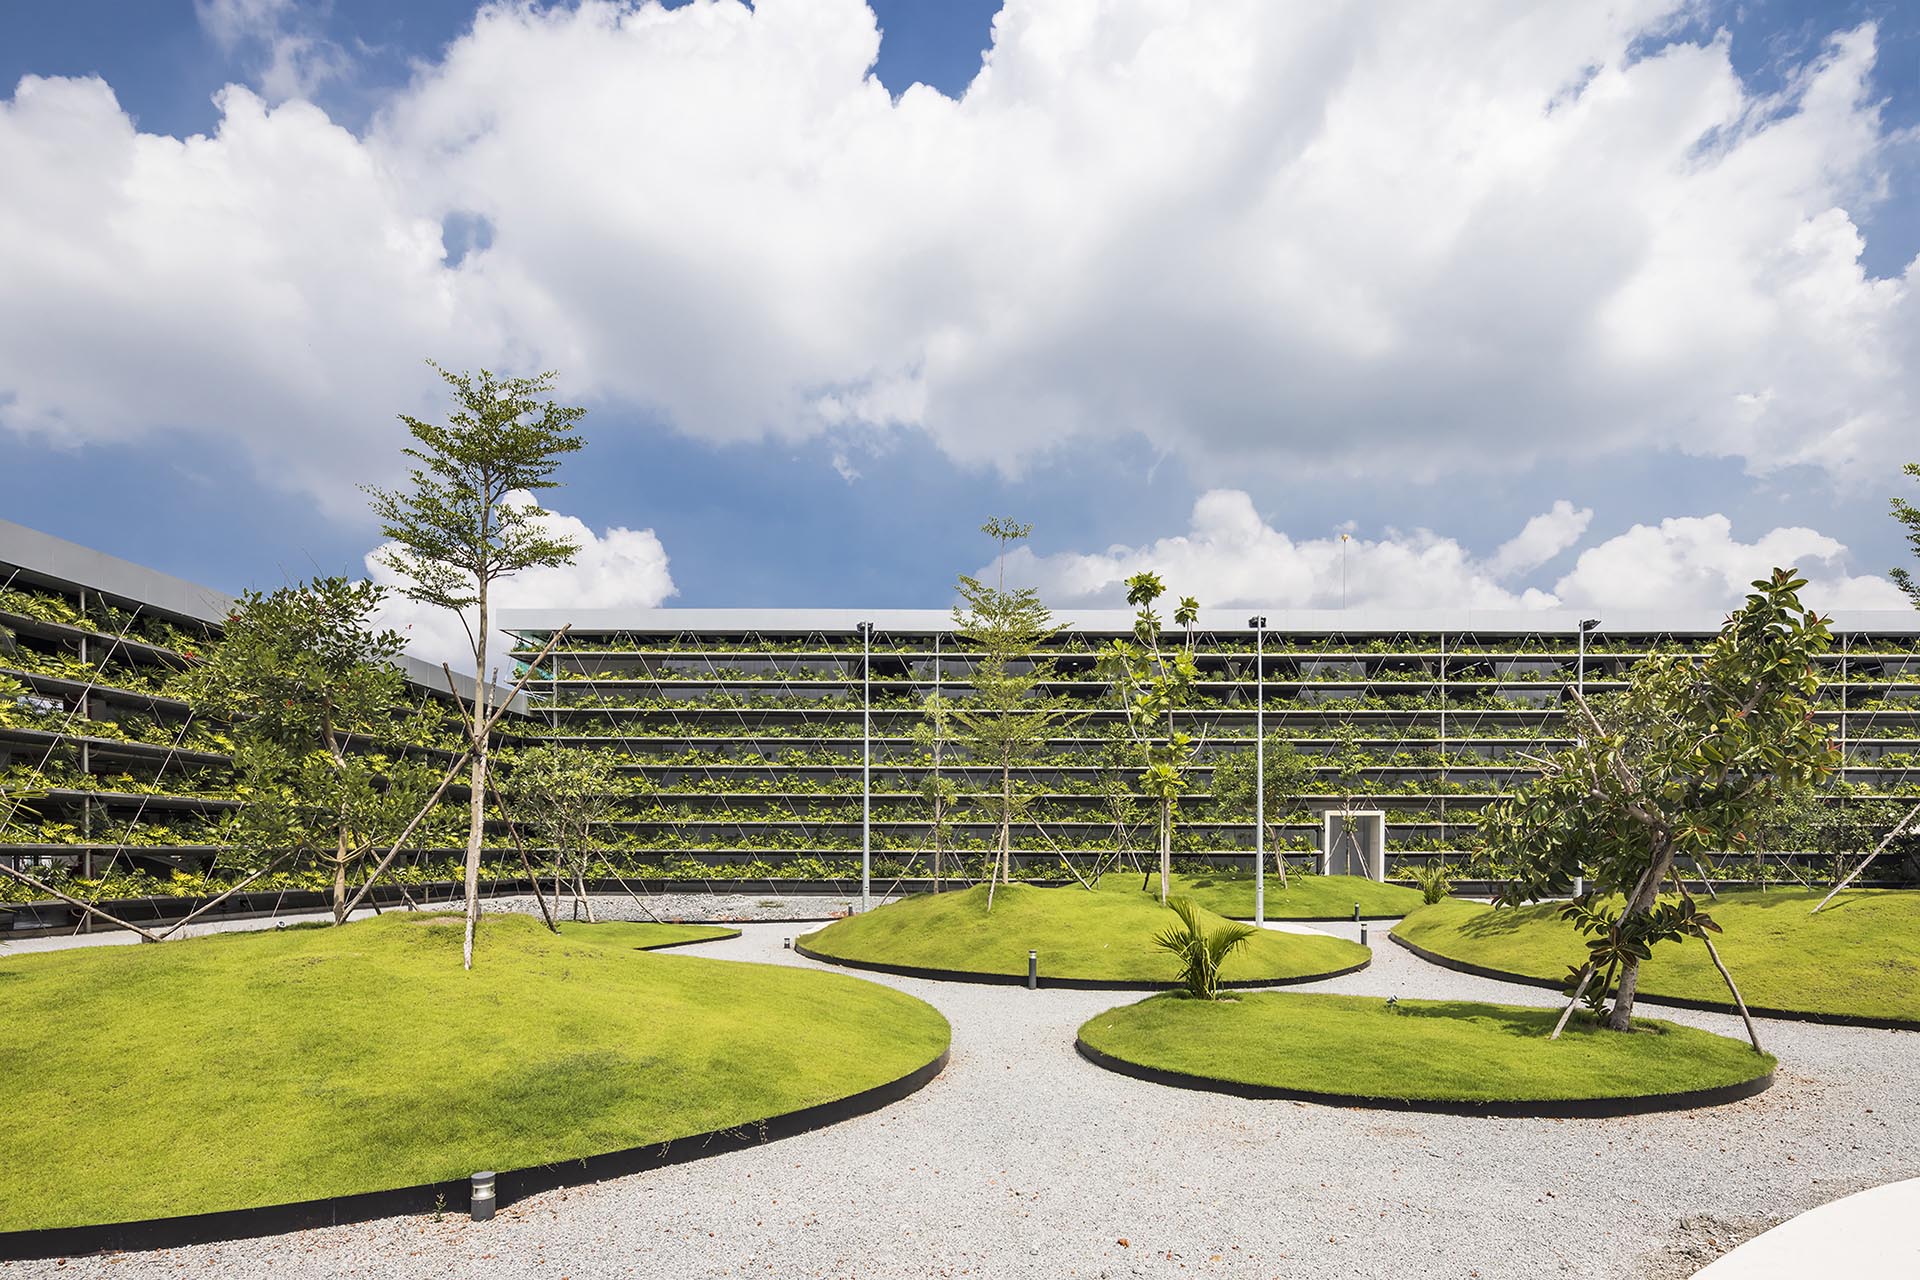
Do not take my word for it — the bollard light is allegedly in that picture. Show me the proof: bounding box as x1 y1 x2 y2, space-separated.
1027 949 1038 990
783 937 792 949
1360 923 1369 947
1353 902 1361 922
470 1170 496 1222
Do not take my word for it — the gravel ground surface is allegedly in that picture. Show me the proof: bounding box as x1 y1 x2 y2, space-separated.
0 891 874 958
481 891 887 924
4 913 1915 1280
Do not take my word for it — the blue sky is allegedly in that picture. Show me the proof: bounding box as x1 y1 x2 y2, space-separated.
3 1 1919 643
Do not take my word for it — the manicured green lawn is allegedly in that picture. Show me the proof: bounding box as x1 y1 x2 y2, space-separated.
1078 992 1774 1103
1394 889 1920 1025
0 913 949 1233
556 919 738 950
800 879 1367 984
1167 870 1424 919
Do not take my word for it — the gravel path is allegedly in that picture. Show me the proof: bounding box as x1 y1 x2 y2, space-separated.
481 890 886 925
5 917 1915 1280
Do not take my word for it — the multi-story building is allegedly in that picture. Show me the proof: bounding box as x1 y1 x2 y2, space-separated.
499 606 1920 886
0 519 515 890
8 510 1917 905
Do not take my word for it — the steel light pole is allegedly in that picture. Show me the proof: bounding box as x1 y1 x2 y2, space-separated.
859 620 873 912
1575 617 1600 899
1577 617 1601 702
1249 616 1268 926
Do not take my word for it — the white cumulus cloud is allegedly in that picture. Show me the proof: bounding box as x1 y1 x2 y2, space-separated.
0 0 1914 515
1552 514 1907 611
1002 489 1907 615
194 0 348 102
365 493 676 678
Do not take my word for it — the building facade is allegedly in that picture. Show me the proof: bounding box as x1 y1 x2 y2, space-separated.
499 606 1920 885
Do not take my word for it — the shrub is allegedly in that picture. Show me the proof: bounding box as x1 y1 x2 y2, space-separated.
1152 896 1257 1000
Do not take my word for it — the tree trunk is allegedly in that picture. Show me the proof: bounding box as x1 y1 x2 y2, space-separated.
462 588 491 971
1158 799 1171 905
1606 843 1674 1030
932 794 944 893
328 726 350 926
1271 822 1288 887
333 832 349 926
999 759 1012 885
575 857 594 923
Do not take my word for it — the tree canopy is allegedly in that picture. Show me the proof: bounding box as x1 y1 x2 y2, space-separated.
1477 569 1836 1035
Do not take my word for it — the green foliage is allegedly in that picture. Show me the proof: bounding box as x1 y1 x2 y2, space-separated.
949 519 1077 886
362 363 586 642
181 579 437 917
363 362 586 963
913 691 961 881
1890 460 1920 608
1477 569 1838 1028
1209 732 1313 854
1558 891 1721 1013
1097 572 1203 900
1151 896 1259 999
505 743 618 915
184 578 406 745
1404 860 1456 906
1396 890 1920 1025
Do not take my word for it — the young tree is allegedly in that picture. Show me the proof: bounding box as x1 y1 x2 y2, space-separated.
1092 722 1146 883
364 363 586 968
1818 463 1920 904
913 692 960 891
950 518 1075 905
184 578 435 925
1889 460 1920 607
1098 573 1201 904
1323 719 1372 873
505 744 617 921
1478 570 1837 1041
1211 731 1312 884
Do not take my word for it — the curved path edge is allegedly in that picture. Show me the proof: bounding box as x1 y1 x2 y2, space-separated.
793 937 1370 990
635 928 743 951
1226 913 1405 924
1073 1036 1773 1119
1388 931 1920 1032
0 1047 951 1262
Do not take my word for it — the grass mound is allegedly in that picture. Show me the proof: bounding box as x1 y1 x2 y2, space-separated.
1393 889 1920 1026
1078 992 1774 1108
0 913 949 1233
799 878 1367 985
1169 870 1423 919
554 919 739 949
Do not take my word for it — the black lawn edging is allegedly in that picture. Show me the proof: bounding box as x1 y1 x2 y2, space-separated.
632 928 741 951
1072 1036 1773 1118
1226 913 1404 924
1389 932 1920 1033
0 1047 950 1262
1 880 1075 939
792 936 1370 991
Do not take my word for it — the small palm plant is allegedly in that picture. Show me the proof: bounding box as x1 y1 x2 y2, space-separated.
1405 861 1455 906
1153 896 1258 1000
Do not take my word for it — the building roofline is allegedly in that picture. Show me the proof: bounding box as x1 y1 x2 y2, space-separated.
0 517 236 628
498 605 1920 635
0 518 525 712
